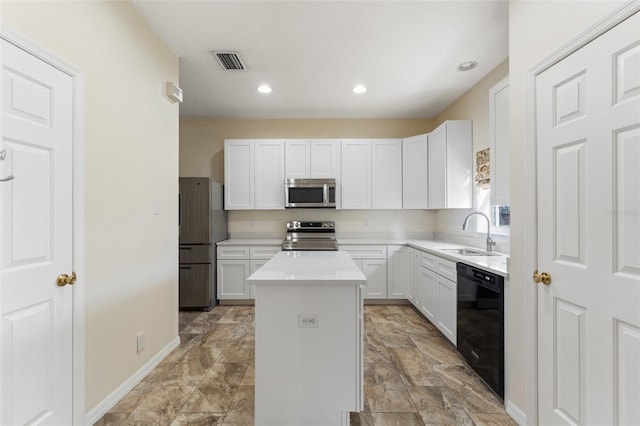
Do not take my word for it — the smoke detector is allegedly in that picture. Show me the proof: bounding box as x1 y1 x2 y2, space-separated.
212 51 246 71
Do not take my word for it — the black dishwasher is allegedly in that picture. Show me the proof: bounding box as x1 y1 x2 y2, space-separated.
457 262 504 398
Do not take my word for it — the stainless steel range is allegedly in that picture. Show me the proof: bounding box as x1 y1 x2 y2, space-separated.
282 221 337 251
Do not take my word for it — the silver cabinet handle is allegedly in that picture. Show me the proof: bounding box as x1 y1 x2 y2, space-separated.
0 175 14 182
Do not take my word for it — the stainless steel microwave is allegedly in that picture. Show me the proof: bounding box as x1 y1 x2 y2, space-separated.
284 178 336 208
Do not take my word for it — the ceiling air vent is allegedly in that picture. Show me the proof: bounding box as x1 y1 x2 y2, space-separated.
212 51 246 71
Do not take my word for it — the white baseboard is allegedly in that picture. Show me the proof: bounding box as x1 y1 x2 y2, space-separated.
85 336 181 425
506 399 527 426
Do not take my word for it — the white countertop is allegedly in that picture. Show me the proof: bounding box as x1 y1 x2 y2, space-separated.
217 239 282 246
247 251 367 285
219 238 509 277
406 240 508 277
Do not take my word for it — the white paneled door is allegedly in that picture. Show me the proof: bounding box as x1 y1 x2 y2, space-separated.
1 39 74 424
536 12 640 425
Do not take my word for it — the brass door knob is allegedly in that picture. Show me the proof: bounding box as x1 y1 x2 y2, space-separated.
532 270 552 285
57 272 77 286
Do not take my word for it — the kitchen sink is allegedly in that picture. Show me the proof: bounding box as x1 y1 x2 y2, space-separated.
440 248 501 257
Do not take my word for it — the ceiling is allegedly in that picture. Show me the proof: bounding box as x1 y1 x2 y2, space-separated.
131 1 509 119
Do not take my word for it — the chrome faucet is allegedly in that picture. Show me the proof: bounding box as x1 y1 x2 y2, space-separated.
462 212 496 252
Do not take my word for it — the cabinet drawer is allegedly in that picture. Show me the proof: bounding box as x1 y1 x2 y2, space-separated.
436 258 457 282
179 245 211 264
250 246 281 260
217 246 250 259
420 252 437 270
339 245 387 259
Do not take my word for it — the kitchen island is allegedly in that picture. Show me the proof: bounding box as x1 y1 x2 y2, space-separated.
247 250 366 426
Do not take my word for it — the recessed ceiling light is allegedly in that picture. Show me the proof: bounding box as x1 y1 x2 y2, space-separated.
457 61 478 72
257 85 272 94
352 85 367 94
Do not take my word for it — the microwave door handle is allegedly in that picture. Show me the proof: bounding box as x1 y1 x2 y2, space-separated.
323 184 328 206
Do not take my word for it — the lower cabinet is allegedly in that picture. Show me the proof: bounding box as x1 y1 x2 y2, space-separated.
387 245 405 299
412 249 457 345
217 260 250 299
217 245 280 300
339 245 388 299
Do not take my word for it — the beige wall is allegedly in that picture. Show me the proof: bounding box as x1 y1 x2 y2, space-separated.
2 0 180 413
508 0 625 417
180 118 437 238
432 59 510 252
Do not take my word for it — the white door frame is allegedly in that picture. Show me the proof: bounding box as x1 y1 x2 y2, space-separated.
525 2 640 425
0 25 86 425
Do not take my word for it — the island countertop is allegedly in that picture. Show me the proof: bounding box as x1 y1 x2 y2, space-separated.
247 250 366 285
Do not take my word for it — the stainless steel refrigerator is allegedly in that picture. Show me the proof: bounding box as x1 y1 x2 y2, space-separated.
179 178 228 311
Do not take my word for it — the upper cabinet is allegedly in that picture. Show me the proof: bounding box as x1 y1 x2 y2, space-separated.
225 139 285 210
224 131 471 211
341 139 371 209
402 133 429 209
371 139 402 209
341 139 402 210
428 120 472 209
489 78 510 206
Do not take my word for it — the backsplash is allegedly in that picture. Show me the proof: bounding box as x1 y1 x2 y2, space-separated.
227 208 510 253
228 209 436 240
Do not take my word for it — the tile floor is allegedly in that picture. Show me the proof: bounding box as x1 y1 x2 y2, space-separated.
96 304 516 426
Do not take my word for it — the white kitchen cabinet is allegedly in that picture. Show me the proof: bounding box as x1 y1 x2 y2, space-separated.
428 120 472 209
413 248 458 345
285 139 341 179
387 245 405 299
341 139 371 209
310 139 341 178
339 245 387 299
341 139 402 210
418 266 437 322
255 140 285 209
360 259 387 299
217 245 280 300
284 139 311 178
372 139 402 209
412 249 421 309
436 273 457 343
217 259 250 299
224 139 285 210
489 78 510 206
402 133 429 209
405 246 416 305
224 139 254 210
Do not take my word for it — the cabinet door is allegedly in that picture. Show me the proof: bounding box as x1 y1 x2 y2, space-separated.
418 266 437 322
341 140 371 209
428 125 447 209
436 275 457 345
490 79 510 206
217 260 250 299
255 139 285 209
285 139 310 178
402 134 429 209
310 139 340 178
444 120 472 209
371 139 402 209
412 250 421 308
387 245 405 299
361 259 387 299
224 140 255 210
405 247 416 305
